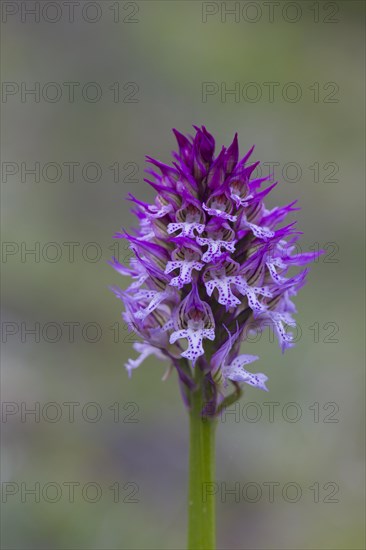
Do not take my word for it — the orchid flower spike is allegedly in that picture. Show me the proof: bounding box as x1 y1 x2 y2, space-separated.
111 126 323 415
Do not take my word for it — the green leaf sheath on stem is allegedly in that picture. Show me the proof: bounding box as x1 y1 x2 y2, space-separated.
188 367 217 550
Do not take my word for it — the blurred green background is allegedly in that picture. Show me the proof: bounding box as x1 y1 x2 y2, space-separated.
1 1 365 548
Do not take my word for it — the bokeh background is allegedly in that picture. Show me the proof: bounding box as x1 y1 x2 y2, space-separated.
1 1 365 548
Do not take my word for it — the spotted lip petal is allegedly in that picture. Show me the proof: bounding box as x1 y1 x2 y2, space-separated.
202 202 237 222
165 258 204 289
196 236 236 263
225 367 269 392
111 125 323 412
167 221 205 238
170 325 215 366
204 274 242 310
125 343 168 378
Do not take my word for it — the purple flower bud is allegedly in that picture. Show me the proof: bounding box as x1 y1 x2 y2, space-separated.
111 126 323 413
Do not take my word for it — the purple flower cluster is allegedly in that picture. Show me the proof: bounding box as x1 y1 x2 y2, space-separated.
111 126 321 412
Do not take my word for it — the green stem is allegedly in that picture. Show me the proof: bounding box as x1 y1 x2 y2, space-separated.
187 368 217 550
